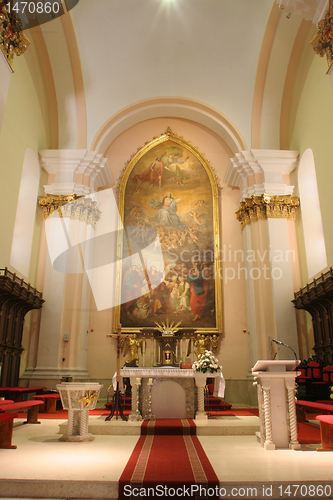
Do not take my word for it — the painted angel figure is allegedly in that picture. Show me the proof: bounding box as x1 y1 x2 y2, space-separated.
187 333 211 359
148 193 184 228
123 334 143 366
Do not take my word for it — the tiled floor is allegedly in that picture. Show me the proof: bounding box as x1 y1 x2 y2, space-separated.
0 415 332 499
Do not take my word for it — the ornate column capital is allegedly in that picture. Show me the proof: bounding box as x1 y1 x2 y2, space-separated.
236 194 300 230
39 149 114 195
311 0 333 71
224 149 299 201
38 193 102 227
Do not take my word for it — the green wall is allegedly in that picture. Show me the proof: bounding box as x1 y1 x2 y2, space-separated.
0 42 50 287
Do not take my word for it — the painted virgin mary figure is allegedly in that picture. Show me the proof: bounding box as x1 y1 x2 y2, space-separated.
148 193 184 228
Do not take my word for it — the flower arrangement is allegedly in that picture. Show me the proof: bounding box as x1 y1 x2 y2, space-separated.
192 350 222 373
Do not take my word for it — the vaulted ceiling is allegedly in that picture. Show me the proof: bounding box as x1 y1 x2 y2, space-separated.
28 0 321 153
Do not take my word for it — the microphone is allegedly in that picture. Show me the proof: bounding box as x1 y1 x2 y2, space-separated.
271 339 298 362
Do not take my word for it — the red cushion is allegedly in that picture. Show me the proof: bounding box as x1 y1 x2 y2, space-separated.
296 400 333 412
32 394 59 399
316 415 333 424
324 365 333 372
2 386 46 392
0 401 44 411
307 361 320 367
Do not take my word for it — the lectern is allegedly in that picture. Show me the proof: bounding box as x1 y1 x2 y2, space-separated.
252 360 300 450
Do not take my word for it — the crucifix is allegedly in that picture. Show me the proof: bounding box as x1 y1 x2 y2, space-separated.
105 323 128 421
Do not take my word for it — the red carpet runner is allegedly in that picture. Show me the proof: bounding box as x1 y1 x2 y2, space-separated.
119 419 219 500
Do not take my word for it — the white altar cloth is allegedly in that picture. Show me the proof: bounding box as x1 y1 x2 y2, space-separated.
113 367 225 397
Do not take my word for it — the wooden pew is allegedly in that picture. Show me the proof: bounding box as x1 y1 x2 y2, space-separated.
316 415 333 451
32 393 60 413
296 400 333 422
0 413 19 449
0 386 46 402
0 400 44 424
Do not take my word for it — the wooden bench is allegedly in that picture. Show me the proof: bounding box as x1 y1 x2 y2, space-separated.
0 413 19 449
0 386 46 402
0 400 44 424
316 415 333 451
296 400 333 422
32 393 60 413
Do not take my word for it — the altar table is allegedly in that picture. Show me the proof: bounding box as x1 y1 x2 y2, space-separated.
112 367 225 420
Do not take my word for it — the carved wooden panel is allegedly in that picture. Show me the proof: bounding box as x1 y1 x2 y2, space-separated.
0 268 44 387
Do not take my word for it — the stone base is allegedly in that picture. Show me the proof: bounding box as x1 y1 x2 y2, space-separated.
195 411 208 420
289 442 301 450
59 433 93 442
264 442 276 450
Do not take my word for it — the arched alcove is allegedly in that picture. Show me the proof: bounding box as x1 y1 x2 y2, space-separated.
298 148 327 279
10 148 40 278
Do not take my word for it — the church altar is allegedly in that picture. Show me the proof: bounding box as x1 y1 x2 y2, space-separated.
113 367 225 420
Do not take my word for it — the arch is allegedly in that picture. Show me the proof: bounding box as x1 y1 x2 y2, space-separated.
298 148 327 279
90 97 247 156
10 148 40 278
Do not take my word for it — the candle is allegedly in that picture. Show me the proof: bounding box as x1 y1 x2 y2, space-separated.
148 378 153 385
136 377 141 384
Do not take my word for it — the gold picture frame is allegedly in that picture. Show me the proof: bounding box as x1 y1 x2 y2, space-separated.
113 128 222 334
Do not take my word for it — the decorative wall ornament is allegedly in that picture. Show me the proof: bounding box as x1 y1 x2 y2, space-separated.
38 193 102 227
311 0 333 70
0 267 44 386
236 194 300 230
0 1 30 70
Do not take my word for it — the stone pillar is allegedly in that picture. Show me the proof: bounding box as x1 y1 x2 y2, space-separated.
22 150 113 387
224 150 300 364
195 374 208 420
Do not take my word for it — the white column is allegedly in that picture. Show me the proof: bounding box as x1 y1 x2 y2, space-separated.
285 377 301 450
224 149 300 363
261 379 275 450
195 374 208 420
23 150 113 386
129 376 138 421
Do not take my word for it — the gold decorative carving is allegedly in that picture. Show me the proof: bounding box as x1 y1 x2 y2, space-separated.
38 193 102 227
236 194 299 230
311 0 333 71
154 318 182 335
0 1 30 70
78 390 99 408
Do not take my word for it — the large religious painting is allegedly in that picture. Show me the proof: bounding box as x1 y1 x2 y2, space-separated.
113 128 222 334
